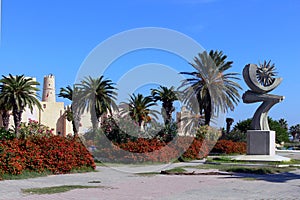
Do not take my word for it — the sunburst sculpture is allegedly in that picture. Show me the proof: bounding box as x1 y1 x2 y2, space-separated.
243 61 283 131
256 60 277 87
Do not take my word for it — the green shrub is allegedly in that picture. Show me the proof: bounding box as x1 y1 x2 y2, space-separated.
232 118 289 143
0 128 15 140
224 130 246 142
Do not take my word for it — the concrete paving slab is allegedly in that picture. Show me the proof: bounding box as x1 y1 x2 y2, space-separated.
1 162 300 200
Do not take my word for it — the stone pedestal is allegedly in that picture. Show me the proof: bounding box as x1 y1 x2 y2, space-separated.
247 130 275 156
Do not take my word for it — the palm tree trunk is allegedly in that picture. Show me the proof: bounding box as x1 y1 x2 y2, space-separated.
166 105 175 126
91 108 99 130
72 120 78 135
204 101 212 125
72 113 81 136
204 110 211 125
162 102 174 126
13 107 23 136
1 110 10 130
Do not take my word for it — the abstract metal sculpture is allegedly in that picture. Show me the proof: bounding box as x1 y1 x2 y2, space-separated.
242 61 284 130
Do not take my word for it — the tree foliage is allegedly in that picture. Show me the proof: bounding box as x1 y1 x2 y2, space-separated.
180 50 241 125
120 93 159 127
151 86 178 125
77 76 118 130
233 117 289 143
0 74 42 136
289 124 300 140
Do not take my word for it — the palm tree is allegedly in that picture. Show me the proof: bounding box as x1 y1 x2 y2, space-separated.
120 93 159 128
278 118 288 130
290 124 300 141
0 74 42 135
180 50 241 125
78 76 117 130
226 117 234 134
58 85 84 135
151 86 178 125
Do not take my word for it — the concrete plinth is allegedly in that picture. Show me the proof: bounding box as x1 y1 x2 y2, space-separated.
247 130 275 156
233 155 291 162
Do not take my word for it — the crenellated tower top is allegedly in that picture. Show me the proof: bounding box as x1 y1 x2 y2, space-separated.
42 74 56 102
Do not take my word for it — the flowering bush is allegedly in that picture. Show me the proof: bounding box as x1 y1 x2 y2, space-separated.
0 135 96 177
87 123 224 163
180 138 209 159
18 119 54 139
92 136 210 163
211 140 246 154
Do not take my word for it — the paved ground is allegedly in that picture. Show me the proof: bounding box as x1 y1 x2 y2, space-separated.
1 160 300 200
277 150 300 160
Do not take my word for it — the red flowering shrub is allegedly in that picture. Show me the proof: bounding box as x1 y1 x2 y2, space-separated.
212 140 246 154
93 136 210 163
118 138 166 153
181 138 209 159
0 139 26 175
0 136 96 176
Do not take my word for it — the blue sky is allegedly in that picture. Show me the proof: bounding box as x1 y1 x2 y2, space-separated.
0 0 299 127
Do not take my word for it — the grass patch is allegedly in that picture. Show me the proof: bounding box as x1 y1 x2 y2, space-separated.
136 172 160 176
188 164 231 171
136 167 187 176
208 156 232 162
206 156 300 165
1 170 53 180
0 167 96 181
22 185 104 195
188 164 297 175
164 167 187 173
225 166 296 174
70 166 96 173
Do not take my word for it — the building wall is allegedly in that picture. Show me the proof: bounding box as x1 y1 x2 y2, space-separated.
0 103 73 136
39 102 73 135
78 110 94 134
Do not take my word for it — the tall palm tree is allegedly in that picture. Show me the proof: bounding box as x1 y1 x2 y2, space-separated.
0 74 42 135
120 93 159 127
58 85 84 135
151 86 178 125
290 124 300 141
78 76 117 130
180 50 241 125
278 118 288 130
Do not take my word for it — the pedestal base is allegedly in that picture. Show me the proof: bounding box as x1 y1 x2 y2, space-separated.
233 155 291 162
247 130 275 156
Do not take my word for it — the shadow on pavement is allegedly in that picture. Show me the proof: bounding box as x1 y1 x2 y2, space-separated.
221 172 300 183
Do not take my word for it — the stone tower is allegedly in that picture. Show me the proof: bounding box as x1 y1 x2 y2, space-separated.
42 74 56 102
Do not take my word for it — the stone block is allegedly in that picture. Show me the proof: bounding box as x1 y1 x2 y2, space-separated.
247 130 275 156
